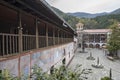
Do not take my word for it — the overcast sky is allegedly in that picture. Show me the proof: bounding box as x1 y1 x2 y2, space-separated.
45 0 120 13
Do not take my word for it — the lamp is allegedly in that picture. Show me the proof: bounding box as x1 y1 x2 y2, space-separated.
63 22 68 27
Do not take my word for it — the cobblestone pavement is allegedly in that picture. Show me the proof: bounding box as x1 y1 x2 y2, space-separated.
69 48 120 80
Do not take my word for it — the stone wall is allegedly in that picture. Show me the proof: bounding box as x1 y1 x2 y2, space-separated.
0 42 74 77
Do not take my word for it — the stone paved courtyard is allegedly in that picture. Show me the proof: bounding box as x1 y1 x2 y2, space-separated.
69 48 120 80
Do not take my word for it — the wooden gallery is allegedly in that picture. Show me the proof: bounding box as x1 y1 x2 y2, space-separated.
0 0 76 77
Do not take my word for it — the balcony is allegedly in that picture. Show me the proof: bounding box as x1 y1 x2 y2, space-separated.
0 33 73 57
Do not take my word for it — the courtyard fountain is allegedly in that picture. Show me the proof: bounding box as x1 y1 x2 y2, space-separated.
92 57 104 69
86 52 95 60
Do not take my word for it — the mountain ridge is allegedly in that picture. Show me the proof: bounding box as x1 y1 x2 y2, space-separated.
111 8 120 14
51 6 120 29
67 8 120 18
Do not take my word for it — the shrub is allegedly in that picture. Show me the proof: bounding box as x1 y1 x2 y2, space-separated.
101 76 111 80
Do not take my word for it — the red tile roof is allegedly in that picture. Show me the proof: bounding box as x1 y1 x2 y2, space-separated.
83 29 111 33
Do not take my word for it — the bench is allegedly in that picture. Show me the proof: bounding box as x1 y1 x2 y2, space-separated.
107 56 114 61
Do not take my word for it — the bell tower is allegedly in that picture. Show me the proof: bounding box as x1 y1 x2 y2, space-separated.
76 23 84 31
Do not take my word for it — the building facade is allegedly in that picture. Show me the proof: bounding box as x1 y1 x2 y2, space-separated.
76 23 111 48
0 0 75 77
83 29 111 48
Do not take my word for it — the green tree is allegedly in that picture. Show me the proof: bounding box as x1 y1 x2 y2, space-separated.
107 21 120 56
79 18 98 29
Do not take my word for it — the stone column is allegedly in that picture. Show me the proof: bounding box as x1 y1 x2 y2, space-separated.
100 34 101 43
94 34 95 43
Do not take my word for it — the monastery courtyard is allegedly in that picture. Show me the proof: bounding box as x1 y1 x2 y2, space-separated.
69 48 120 80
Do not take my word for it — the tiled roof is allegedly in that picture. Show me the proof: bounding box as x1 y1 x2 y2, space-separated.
83 29 111 33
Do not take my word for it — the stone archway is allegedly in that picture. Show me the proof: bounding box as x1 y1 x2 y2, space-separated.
84 44 88 48
96 44 100 48
89 44 94 48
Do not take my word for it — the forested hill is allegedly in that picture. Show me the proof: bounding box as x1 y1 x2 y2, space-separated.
93 14 120 29
52 7 80 29
52 7 120 29
67 12 108 18
79 14 120 29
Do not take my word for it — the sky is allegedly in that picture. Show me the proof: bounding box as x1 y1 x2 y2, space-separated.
45 0 120 13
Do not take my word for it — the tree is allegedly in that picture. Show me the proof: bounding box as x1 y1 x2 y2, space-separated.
107 21 120 56
79 18 98 29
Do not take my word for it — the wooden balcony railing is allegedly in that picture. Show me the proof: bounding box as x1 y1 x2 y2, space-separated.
38 36 46 48
55 37 58 45
48 37 53 46
0 33 19 56
23 35 36 51
0 33 73 57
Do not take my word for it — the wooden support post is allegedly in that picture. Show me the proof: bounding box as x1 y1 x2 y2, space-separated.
17 11 22 78
35 18 39 49
64 32 65 43
62 32 63 43
2 34 4 56
62 32 64 43
58 30 59 44
46 24 48 47
65 33 67 43
53 27 55 45
18 11 23 53
64 32 66 43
